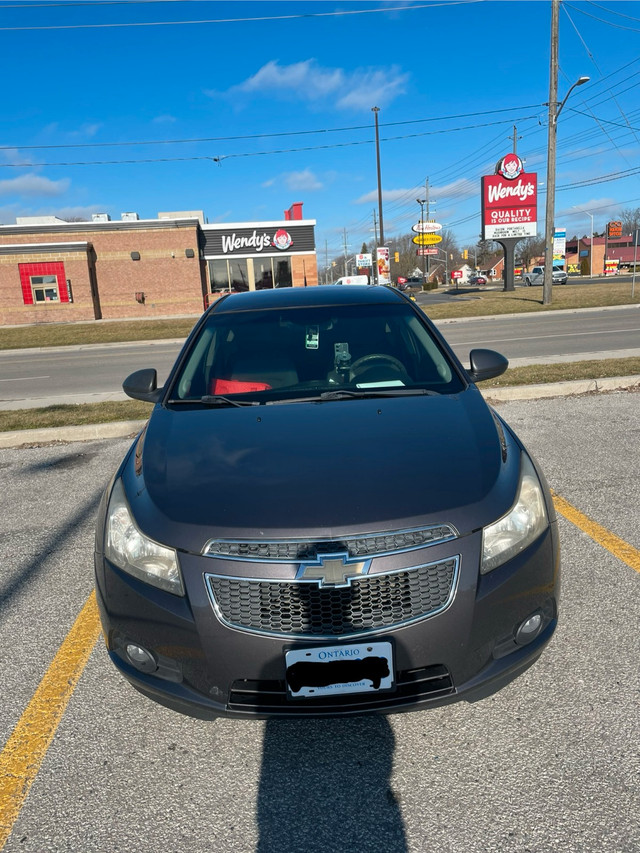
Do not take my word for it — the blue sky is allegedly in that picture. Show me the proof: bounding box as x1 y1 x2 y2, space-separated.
2 0 640 261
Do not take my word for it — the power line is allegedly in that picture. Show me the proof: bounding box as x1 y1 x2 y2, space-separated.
0 105 543 151
563 2 640 33
0 1 484 31
0 116 540 167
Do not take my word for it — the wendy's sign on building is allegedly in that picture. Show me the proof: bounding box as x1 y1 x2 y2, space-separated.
481 154 537 240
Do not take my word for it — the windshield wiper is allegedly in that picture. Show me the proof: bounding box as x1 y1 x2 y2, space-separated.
319 388 439 400
266 388 439 405
168 395 260 408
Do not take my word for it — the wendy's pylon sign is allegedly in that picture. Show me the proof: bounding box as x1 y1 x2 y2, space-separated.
481 154 537 240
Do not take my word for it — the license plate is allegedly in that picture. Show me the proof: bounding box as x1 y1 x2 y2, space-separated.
285 641 394 699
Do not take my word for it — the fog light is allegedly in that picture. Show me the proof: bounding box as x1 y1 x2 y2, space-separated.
125 643 158 673
515 613 542 645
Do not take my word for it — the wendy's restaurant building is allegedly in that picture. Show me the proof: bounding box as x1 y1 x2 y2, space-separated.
202 203 317 300
0 203 318 327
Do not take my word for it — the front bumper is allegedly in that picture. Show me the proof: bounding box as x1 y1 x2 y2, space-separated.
94 523 560 720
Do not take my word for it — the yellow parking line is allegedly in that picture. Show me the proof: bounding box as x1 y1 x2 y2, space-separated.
0 591 101 850
553 493 640 574
1 493 638 849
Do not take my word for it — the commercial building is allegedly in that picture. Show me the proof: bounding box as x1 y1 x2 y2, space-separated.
0 203 317 326
565 232 638 275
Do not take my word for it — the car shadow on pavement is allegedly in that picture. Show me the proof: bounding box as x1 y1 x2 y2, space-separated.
256 716 407 853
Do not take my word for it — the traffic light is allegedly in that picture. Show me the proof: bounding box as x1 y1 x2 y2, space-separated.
463 249 468 260
394 252 399 263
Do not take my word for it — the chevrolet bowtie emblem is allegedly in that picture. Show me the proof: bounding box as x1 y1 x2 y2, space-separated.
296 553 371 588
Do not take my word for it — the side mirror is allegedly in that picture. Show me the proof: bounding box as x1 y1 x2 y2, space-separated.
467 349 509 383
123 368 163 403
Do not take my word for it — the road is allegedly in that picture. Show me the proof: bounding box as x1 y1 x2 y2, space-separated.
0 392 638 852
0 305 639 410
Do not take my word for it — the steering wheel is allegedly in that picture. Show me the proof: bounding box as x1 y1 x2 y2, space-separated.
349 353 406 379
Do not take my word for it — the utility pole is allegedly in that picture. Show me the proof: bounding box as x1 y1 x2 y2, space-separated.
417 198 427 283
343 228 349 276
372 209 379 284
425 178 430 280
543 0 589 305
543 0 559 306
372 106 384 247
324 239 329 284
511 125 522 154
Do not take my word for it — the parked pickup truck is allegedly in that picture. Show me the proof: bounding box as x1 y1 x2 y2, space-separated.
523 266 568 286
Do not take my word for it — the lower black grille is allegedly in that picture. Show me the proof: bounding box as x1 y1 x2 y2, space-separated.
228 664 454 714
206 557 458 638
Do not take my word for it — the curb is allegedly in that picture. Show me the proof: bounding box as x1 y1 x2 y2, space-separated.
1 375 639 449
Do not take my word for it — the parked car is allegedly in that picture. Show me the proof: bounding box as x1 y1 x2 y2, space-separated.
468 274 488 286
95 285 560 720
524 266 568 286
397 276 424 292
331 275 369 286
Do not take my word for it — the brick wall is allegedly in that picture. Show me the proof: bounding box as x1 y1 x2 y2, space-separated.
0 247 96 325
292 254 318 287
0 222 207 325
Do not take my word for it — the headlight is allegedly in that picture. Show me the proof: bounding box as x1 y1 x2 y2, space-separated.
105 479 184 596
481 454 548 574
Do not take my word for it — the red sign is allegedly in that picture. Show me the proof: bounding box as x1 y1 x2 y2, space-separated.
397 276 407 284
451 270 463 279
482 168 537 240
607 221 622 239
416 247 438 256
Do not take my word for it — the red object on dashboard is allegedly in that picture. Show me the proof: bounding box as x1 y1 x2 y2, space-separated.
211 378 272 394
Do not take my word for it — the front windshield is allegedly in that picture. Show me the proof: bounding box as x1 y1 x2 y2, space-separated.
169 302 465 402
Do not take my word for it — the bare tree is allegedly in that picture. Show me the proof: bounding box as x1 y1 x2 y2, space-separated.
516 236 546 268
617 207 640 235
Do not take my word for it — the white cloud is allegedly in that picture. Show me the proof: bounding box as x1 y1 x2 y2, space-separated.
335 68 408 110
212 59 409 111
284 169 323 191
430 178 477 201
153 114 177 124
354 187 414 205
0 203 102 223
0 148 35 167
261 169 325 191
0 173 70 198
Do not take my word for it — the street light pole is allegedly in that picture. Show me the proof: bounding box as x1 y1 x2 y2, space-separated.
586 212 594 278
543 0 589 305
417 198 427 283
372 106 384 248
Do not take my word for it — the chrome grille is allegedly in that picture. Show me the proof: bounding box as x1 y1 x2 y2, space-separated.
205 557 458 638
203 525 457 561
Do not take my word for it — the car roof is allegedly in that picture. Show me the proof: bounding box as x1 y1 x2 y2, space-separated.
209 284 406 314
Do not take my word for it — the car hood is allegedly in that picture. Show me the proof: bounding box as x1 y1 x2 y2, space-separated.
123 389 521 552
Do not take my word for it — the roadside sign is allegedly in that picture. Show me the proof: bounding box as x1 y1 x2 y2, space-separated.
356 253 372 267
451 270 463 279
412 233 442 246
416 247 438 255
412 221 443 234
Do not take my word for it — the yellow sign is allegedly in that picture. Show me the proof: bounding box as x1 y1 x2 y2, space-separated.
412 233 442 246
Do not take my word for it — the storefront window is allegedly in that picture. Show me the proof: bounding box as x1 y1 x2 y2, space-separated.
229 259 249 292
275 257 292 288
208 256 293 292
210 259 230 292
254 258 274 290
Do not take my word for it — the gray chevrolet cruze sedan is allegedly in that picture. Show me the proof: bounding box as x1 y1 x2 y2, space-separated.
94 285 560 718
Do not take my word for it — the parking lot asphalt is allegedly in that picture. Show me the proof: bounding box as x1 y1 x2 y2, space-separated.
1 391 638 853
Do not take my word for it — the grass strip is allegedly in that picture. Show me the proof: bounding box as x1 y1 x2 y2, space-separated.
0 400 153 432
